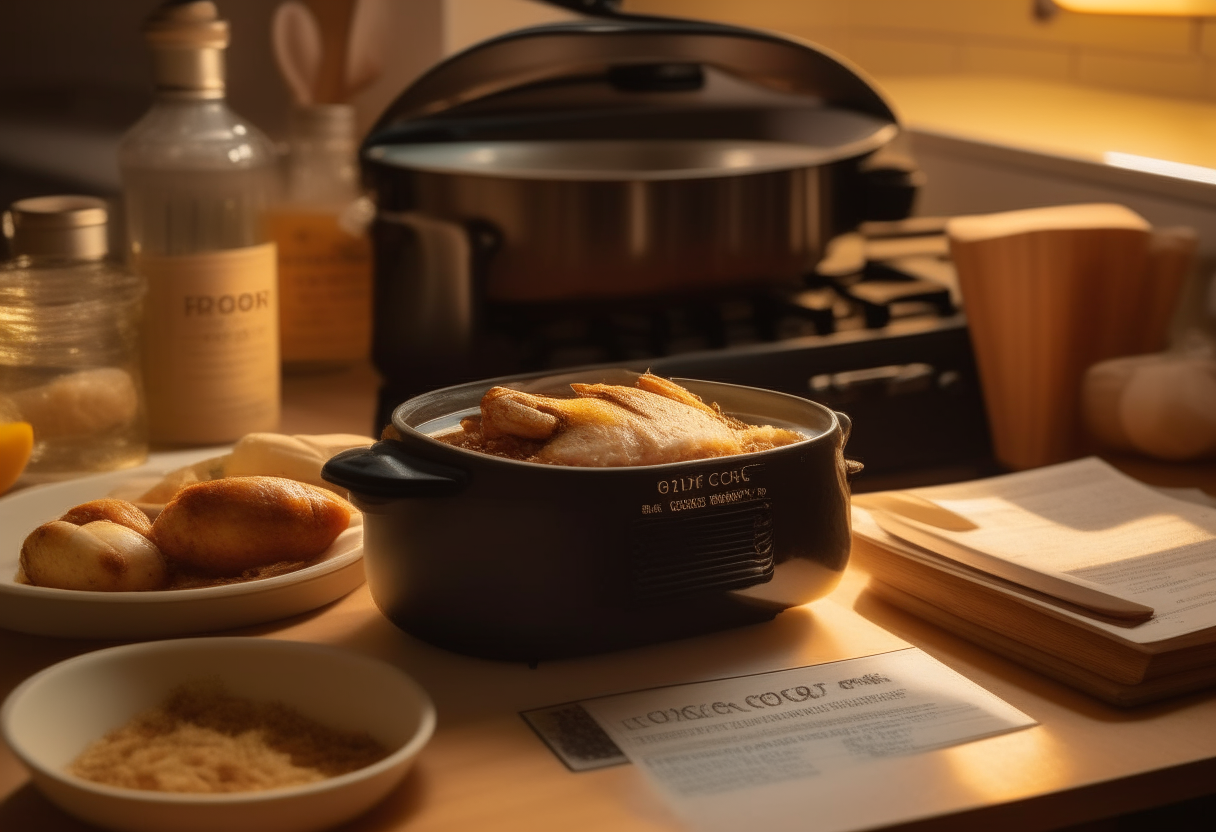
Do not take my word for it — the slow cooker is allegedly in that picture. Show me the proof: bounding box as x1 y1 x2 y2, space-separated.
322 369 857 661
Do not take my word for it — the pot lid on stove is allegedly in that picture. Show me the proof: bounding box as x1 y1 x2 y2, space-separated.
363 3 901 165
366 134 894 181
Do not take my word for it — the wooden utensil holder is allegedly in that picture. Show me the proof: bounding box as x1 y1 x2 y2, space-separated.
947 204 1194 471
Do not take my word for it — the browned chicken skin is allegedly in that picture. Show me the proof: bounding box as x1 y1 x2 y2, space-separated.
453 373 803 467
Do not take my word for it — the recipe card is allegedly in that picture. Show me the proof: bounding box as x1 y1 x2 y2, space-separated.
526 648 1035 832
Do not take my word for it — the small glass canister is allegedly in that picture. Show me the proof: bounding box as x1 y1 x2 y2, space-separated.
0 195 149 481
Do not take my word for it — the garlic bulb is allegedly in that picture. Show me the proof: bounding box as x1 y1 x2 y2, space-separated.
1082 353 1216 461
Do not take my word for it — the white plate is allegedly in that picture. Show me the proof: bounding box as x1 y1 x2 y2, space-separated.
0 449 365 640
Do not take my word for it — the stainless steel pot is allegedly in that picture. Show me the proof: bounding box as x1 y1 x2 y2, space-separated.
364 20 909 297
322 369 857 661
362 15 916 389
366 134 890 302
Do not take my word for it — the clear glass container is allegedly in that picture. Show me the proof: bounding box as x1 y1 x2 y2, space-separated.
121 99 277 257
119 0 281 445
0 196 149 480
283 104 361 207
265 104 373 372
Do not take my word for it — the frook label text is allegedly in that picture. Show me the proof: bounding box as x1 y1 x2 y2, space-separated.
184 290 272 316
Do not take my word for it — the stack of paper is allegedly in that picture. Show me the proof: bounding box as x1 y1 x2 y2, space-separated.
851 457 1216 706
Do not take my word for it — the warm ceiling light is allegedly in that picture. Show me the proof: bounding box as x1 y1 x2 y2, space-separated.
1054 0 1216 14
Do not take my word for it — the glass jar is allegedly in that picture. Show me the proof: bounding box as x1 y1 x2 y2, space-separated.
0 195 149 480
265 104 373 372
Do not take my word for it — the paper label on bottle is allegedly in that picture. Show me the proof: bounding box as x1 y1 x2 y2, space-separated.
264 209 372 364
136 244 280 444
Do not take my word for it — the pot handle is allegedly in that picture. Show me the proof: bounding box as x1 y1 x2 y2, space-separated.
835 410 852 446
369 212 501 390
859 148 924 222
322 441 469 499
835 411 864 477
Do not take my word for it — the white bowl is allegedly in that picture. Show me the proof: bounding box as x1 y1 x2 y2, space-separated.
1 638 436 832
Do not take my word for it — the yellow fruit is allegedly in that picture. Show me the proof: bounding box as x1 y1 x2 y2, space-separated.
1 422 34 495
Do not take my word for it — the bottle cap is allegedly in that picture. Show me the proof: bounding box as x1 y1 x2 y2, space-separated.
144 1 229 97
5 196 110 260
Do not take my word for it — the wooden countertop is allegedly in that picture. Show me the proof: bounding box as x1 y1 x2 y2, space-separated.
2 362 1216 831
877 74 1216 209
879 75 1216 172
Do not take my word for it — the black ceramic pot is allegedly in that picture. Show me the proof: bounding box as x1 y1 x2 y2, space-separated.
322 369 856 661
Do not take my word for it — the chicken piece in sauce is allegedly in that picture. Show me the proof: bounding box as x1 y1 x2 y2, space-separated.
437 373 803 466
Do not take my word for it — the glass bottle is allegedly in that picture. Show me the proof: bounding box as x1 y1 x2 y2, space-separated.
265 104 373 372
119 0 280 445
0 196 149 480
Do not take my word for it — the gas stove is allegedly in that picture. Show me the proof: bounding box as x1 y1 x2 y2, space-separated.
375 222 998 491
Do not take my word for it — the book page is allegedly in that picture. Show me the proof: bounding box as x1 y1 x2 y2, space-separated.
578 648 1035 832
856 457 1216 643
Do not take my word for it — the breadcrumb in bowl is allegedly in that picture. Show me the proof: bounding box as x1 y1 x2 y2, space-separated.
1 638 436 832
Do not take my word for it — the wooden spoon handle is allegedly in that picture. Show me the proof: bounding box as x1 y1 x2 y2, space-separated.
304 0 358 104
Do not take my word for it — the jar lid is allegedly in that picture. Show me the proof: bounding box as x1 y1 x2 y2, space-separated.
290 104 356 141
5 195 110 259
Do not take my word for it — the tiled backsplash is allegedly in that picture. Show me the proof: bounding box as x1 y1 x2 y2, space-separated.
626 0 1216 103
